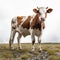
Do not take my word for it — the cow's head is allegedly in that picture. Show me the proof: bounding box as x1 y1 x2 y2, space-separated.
33 7 53 21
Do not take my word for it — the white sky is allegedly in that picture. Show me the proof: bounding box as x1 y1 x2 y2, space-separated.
0 0 60 43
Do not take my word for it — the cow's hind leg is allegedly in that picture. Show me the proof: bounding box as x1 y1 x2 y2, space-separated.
31 35 35 52
17 33 22 50
9 29 16 49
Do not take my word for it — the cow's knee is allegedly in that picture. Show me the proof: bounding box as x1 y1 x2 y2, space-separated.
38 39 41 44
32 39 35 45
31 34 35 45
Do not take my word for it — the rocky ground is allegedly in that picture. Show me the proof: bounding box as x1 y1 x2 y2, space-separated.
0 43 60 60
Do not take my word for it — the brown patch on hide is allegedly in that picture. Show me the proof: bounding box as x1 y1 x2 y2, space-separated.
30 13 42 30
22 16 31 29
17 16 23 26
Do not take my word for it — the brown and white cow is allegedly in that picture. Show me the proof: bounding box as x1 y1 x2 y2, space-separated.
9 7 53 52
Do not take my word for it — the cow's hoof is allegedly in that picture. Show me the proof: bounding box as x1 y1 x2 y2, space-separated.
31 48 35 53
38 50 42 52
38 49 42 52
31 50 34 53
10 47 14 50
18 47 22 50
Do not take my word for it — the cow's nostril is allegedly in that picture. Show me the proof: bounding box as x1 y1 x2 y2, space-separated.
41 18 45 21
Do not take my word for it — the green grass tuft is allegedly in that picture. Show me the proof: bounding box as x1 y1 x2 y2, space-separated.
21 54 29 60
0 51 13 58
49 55 60 60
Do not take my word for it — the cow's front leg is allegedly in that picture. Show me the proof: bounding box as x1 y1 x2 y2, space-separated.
9 29 16 49
38 34 42 52
17 33 22 50
30 30 35 52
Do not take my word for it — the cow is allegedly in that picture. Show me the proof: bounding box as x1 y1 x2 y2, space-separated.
9 7 53 52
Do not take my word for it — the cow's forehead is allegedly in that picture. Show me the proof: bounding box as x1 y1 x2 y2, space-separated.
39 7 47 13
39 7 46 9
39 7 46 12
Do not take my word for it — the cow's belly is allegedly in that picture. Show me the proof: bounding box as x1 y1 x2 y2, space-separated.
21 28 30 37
16 27 41 37
16 27 30 37
21 29 41 37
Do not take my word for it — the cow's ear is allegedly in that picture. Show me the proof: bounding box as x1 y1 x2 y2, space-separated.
33 8 38 13
47 8 53 13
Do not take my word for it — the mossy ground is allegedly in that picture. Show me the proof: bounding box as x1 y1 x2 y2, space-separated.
0 43 60 60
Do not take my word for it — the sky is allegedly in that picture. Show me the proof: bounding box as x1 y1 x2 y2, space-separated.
0 0 60 43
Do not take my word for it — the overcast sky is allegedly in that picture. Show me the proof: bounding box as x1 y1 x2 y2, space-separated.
0 0 60 43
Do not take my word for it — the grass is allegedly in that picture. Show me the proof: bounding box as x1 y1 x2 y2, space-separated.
49 55 60 60
0 43 60 60
21 54 30 60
